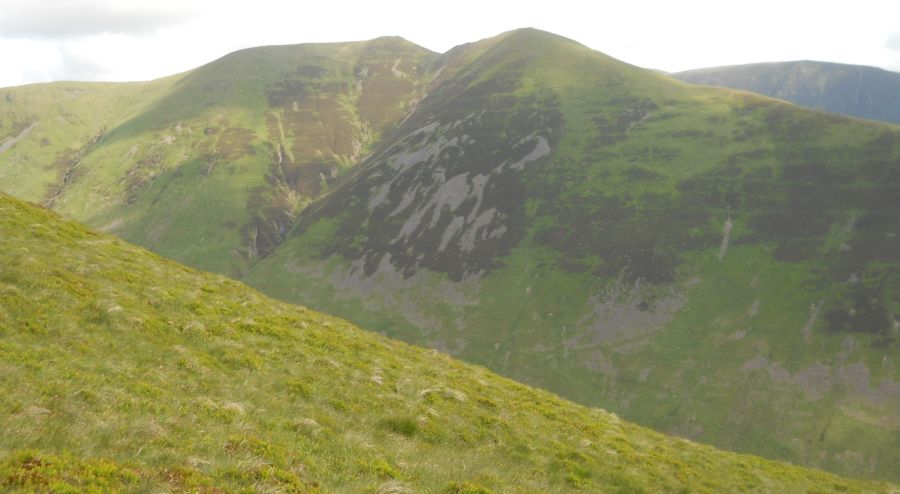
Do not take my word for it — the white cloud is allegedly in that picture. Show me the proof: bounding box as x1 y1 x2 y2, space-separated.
887 33 900 52
1 0 899 88
50 43 111 80
0 0 196 39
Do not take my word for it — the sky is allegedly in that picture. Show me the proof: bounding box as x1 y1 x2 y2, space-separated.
1 0 900 88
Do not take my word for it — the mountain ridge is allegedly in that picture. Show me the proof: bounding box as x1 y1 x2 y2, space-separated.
674 60 900 125
1 35 438 276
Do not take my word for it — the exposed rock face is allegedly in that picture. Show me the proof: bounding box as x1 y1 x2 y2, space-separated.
298 41 564 280
348 112 558 280
573 278 687 350
0 121 36 154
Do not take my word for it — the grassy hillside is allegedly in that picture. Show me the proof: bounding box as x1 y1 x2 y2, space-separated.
0 37 436 276
0 77 181 202
4 193 896 492
2 28 899 484
244 29 900 481
674 61 900 125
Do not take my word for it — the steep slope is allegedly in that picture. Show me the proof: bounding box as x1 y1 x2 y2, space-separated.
0 37 436 276
674 61 900 125
245 29 900 481
4 194 895 492
0 77 181 202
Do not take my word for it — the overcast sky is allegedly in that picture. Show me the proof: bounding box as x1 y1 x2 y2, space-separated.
2 0 899 88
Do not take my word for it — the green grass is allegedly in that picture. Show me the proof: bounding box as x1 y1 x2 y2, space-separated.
0 77 181 202
2 193 896 492
0 37 437 278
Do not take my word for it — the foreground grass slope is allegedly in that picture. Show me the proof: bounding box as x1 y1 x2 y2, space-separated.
1 193 895 493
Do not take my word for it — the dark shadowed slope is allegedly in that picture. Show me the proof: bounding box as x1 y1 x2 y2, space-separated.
674 61 900 125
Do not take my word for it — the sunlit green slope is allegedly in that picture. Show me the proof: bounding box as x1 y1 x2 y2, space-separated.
0 37 436 276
